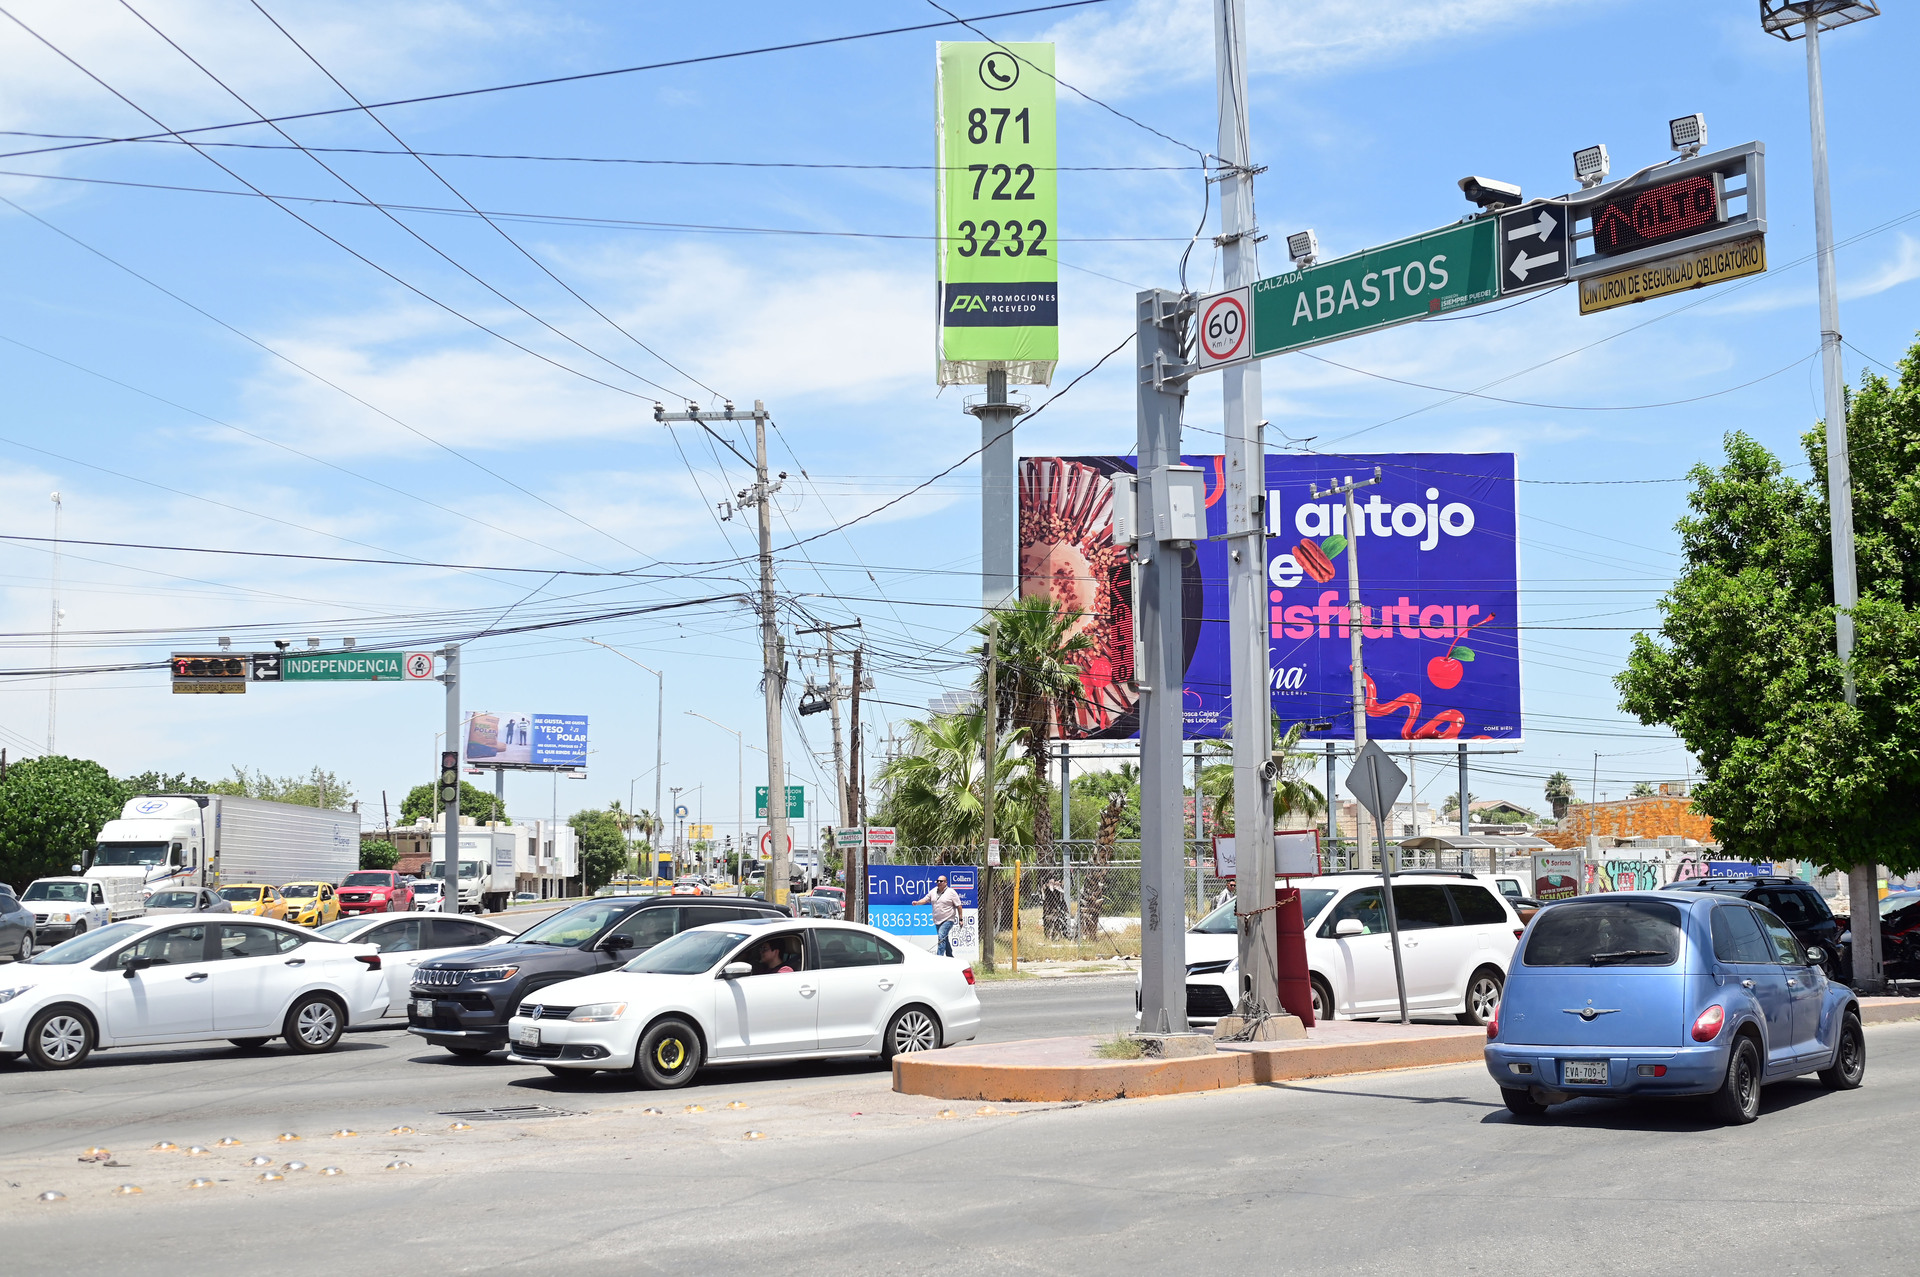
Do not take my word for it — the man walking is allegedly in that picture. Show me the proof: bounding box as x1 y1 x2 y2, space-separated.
916 874 964 957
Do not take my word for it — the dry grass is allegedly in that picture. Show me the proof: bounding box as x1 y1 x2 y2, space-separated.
995 912 1143 961
1092 1033 1145 1060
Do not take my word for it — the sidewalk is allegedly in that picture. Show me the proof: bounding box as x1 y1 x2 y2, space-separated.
895 995 1920 1103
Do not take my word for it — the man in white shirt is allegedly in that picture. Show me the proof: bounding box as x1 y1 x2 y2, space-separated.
915 874 965 957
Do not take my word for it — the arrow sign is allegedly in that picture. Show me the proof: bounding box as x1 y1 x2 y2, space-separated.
1506 208 1557 243
1509 248 1561 282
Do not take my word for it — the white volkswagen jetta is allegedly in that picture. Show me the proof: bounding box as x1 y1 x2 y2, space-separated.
505 918 981 1087
314 912 522 1020
0 914 390 1069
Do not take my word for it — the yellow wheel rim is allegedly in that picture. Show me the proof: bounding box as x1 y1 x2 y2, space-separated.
656 1037 687 1071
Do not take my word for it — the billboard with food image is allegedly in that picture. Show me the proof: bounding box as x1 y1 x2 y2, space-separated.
1018 453 1519 741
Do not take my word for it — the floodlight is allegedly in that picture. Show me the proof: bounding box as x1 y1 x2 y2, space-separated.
1285 229 1319 267
218 636 231 650
1458 176 1522 211
306 637 320 649
1573 143 1610 189
1669 113 1706 157
342 637 356 649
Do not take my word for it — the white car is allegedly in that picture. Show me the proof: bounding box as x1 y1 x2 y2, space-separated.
505 918 981 1087
0 914 390 1070
314 913 521 1018
409 881 446 912
1148 871 1524 1027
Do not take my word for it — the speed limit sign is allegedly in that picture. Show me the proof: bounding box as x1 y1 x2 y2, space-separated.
1196 286 1251 369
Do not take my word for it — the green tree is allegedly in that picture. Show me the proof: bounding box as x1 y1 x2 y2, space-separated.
119 770 216 795
873 711 1035 850
975 595 1096 858
399 781 508 825
1543 772 1575 820
359 839 399 870
1199 719 1326 835
1629 782 1656 798
0 756 129 889
209 765 354 809
1443 792 1475 817
569 808 629 890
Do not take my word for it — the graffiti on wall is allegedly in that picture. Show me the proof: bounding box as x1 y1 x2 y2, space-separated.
1589 859 1664 892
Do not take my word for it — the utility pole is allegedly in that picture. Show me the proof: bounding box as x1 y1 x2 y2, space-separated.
1457 743 1470 839
1212 0 1281 1036
1311 469 1380 866
847 647 866 923
980 619 998 973
1762 0 1882 990
47 490 61 754
798 620 861 829
657 399 790 910
1135 287 1196 1041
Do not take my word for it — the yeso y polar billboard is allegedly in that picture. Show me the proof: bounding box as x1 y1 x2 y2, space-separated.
1017 453 1519 742
465 712 590 768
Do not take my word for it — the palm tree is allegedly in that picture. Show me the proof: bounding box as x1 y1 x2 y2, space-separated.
1200 719 1326 834
873 711 1035 852
975 596 1095 937
1544 771 1575 821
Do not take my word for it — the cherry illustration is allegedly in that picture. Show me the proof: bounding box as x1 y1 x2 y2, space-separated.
1427 652 1465 690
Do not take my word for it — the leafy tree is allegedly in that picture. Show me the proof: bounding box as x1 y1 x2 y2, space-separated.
873 711 1036 849
1442 792 1474 817
119 770 216 795
0 756 129 889
1629 782 1656 798
359 839 399 870
1543 772 1575 820
399 781 508 825
1199 719 1326 834
209 765 354 809
975 595 1096 859
1070 765 1140 841
569 808 629 890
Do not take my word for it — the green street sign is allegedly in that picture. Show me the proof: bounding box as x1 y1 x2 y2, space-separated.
755 785 805 819
280 651 407 681
1250 218 1499 358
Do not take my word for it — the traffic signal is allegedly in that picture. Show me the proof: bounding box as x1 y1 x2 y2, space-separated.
438 751 459 808
171 652 249 694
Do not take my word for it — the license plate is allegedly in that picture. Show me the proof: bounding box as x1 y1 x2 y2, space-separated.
413 999 433 1018
511 1025 539 1048
1562 1059 1608 1085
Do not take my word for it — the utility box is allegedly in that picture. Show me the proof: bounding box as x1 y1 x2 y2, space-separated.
1111 473 1138 545
1150 464 1206 543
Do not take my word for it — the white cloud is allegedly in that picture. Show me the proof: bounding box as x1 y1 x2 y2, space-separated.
1047 0 1581 99
1704 233 1920 316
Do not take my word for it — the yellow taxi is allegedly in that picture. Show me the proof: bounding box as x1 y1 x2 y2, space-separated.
279 881 340 927
217 883 287 919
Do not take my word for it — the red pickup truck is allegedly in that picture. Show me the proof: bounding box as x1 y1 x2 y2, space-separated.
336 869 413 916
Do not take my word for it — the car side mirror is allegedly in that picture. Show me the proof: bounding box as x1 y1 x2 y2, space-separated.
1806 946 1826 965
721 962 753 979
604 934 635 950
123 957 154 978
1335 918 1365 938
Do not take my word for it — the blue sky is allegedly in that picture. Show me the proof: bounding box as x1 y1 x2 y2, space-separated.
0 0 1914 842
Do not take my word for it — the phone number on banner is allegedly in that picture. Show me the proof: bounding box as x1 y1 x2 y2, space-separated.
868 906 936 935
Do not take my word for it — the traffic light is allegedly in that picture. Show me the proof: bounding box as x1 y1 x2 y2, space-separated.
171 652 249 694
438 751 459 809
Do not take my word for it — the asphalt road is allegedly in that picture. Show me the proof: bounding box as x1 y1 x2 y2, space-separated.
10 999 1917 1274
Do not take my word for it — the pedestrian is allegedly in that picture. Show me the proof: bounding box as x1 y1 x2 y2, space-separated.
916 874 964 957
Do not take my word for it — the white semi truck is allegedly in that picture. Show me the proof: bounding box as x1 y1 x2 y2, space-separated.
87 794 360 898
425 828 518 913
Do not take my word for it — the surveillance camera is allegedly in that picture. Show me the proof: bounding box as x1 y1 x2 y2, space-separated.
1458 175 1523 211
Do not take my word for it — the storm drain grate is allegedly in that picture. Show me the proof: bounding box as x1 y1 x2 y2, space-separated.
435 1105 581 1122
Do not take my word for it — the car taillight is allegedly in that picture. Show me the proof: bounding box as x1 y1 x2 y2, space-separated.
354 954 383 971
1486 1004 1499 1040
1691 1004 1724 1042
961 966 976 986
1513 928 1525 939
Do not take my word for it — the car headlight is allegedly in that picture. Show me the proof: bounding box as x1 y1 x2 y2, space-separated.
0 985 34 1005
460 966 520 983
567 1003 627 1023
47 913 72 924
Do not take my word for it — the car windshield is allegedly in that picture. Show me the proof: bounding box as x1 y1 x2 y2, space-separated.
341 872 390 887
27 922 144 964
218 886 262 902
1523 900 1684 966
146 891 199 908
1193 888 1336 933
314 918 368 939
22 882 88 902
414 881 441 893
514 901 634 946
282 884 320 898
91 842 171 867
623 929 750 975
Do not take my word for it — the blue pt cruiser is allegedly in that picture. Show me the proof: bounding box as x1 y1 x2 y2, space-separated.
1485 891 1864 1123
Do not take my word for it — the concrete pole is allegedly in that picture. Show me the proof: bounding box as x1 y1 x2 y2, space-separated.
754 401 790 912
1457 742 1470 869
980 620 998 973
1135 288 1193 1038
1325 742 1338 865
441 644 460 914
1213 0 1280 1027
976 370 1022 611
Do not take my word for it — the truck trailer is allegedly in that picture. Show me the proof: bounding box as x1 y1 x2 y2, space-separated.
88 794 360 898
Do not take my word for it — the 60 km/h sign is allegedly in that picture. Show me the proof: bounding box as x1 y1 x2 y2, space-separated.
1196 286 1251 369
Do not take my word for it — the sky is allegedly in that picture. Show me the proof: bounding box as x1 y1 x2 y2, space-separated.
0 0 1914 848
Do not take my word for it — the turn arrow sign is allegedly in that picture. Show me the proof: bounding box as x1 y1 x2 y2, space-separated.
1509 248 1560 282
1506 208 1557 243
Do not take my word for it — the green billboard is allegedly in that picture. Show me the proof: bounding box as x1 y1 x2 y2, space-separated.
935 41 1057 386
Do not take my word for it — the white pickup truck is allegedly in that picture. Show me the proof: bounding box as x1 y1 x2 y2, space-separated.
20 875 145 945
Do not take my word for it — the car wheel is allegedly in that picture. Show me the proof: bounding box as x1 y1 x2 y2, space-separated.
282 994 345 1054
25 1006 94 1070
446 1046 494 1059
1709 1035 1763 1125
1309 976 1335 1025
15 931 33 961
1457 968 1504 1027
635 1017 704 1089
71 921 86 936
1501 1087 1548 1118
1818 1012 1865 1091
228 1037 272 1050
881 1005 941 1061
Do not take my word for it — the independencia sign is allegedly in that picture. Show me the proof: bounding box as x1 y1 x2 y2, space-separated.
281 651 407 681
1578 233 1765 315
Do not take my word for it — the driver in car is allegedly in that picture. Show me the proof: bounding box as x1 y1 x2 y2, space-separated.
749 938 794 975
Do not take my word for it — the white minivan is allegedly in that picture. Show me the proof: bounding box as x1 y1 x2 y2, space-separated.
1146 871 1524 1027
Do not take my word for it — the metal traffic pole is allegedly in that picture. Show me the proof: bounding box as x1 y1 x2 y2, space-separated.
1371 761 1410 1025
439 644 460 914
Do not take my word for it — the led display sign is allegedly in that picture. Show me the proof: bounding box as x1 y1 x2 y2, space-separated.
1587 173 1724 256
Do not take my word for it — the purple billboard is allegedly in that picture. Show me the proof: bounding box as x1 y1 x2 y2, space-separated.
1018 453 1520 741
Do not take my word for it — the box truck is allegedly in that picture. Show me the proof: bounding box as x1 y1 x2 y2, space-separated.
424 828 518 913
87 794 360 897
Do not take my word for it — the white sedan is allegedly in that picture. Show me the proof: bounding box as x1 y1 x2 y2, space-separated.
315 912 521 1017
505 918 981 1087
0 914 389 1069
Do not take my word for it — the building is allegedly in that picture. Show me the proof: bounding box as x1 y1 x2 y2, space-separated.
385 816 580 898
1334 798 1444 841
1544 795 1713 849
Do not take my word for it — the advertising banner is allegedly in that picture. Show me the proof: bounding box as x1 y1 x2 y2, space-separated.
1531 852 1583 902
465 712 589 768
935 41 1057 386
868 865 979 956
1018 453 1520 741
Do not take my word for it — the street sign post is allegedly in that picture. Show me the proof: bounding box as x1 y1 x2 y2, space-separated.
1344 739 1411 1024
754 785 805 820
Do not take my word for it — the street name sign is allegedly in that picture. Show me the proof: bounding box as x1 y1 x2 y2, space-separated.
755 785 805 819
277 651 435 682
1579 232 1766 315
1498 204 1569 291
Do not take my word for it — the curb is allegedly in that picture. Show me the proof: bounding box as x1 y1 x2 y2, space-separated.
1858 996 1920 1026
